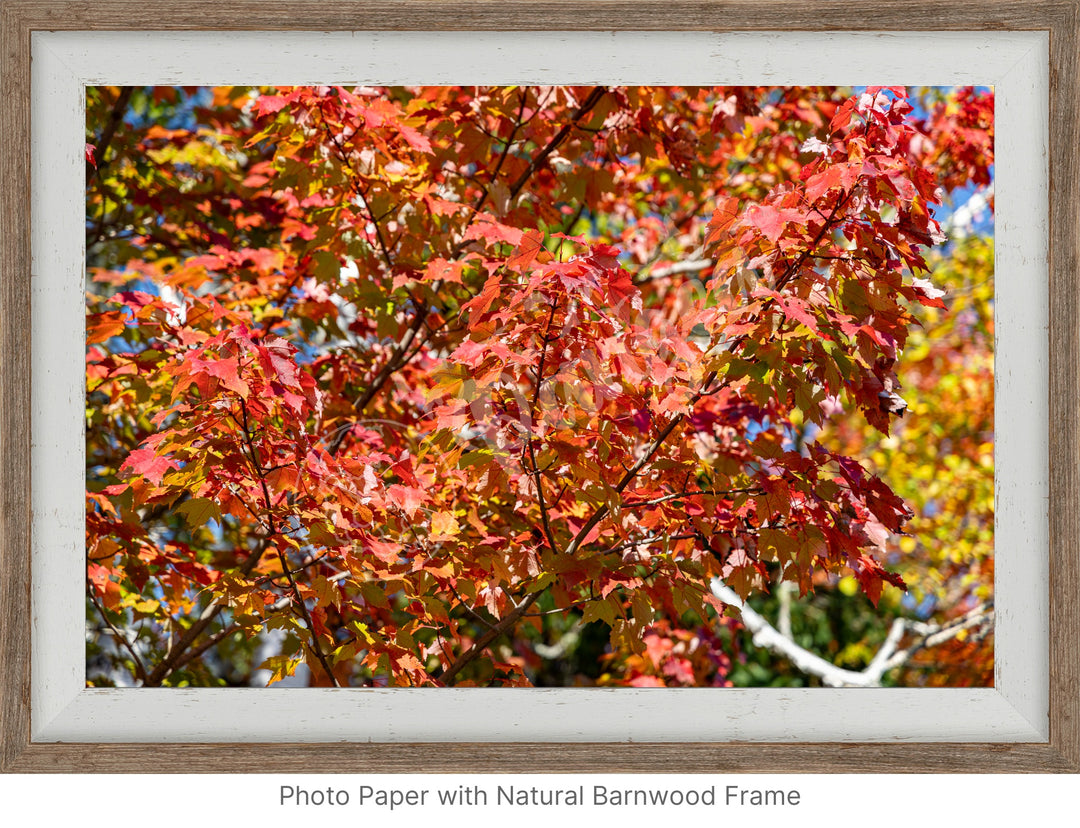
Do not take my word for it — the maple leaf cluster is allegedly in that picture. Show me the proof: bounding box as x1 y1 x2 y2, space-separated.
84 85 993 687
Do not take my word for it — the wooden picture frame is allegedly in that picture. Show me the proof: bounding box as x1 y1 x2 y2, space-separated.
1 1 1077 773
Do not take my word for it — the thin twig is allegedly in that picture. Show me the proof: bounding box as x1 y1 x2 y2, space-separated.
507 87 608 200
621 487 763 509
524 297 562 554
87 86 134 184
165 623 242 676
464 86 529 223
601 533 697 556
447 582 498 632
88 587 148 684
563 368 720 559
275 548 341 687
436 591 543 686
144 537 270 686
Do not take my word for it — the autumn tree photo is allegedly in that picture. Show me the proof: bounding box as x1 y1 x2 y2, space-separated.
85 84 994 688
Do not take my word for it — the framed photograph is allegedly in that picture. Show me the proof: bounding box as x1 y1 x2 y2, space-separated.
2 1 1077 773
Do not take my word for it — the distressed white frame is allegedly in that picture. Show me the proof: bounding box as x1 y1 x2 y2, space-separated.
31 30 1048 742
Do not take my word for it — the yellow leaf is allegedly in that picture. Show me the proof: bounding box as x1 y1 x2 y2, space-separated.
430 510 460 539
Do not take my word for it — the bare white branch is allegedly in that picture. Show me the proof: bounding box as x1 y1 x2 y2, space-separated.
711 579 994 687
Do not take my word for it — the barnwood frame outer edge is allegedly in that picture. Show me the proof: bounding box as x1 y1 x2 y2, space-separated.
0 0 1076 774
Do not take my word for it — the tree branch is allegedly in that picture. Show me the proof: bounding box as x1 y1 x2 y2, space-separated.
447 582 498 633
523 297 561 554
436 590 543 686
88 587 147 684
635 258 713 284
144 538 269 686
621 487 762 509
145 403 293 687
275 549 341 687
87 86 134 185
464 86 529 223
164 623 242 677
237 401 340 687
564 369 719 559
602 532 697 556
777 580 795 640
711 579 994 687
507 86 608 200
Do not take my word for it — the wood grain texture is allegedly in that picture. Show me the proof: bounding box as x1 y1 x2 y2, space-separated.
1 0 1078 773
1048 0 1080 772
0 0 33 775
4 741 1078 774
0 0 1075 31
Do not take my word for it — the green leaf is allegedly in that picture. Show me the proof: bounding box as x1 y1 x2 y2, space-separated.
311 574 340 610
310 250 341 283
524 572 556 594
359 581 391 609
175 497 221 529
582 595 617 626
259 653 301 685
458 448 494 469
